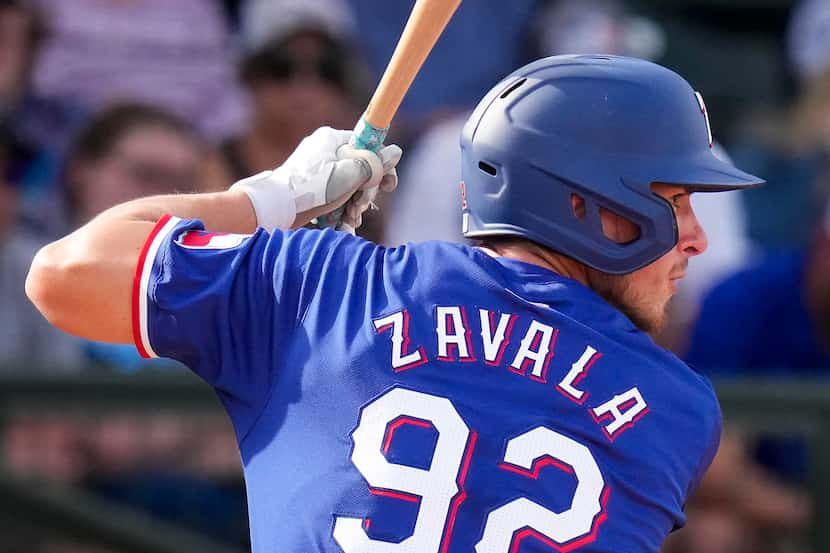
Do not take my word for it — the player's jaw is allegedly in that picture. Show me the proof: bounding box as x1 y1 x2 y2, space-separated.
594 183 705 335
587 266 676 336
586 238 691 336
588 247 697 336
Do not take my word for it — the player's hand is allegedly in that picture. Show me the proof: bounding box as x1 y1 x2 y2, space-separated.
330 142 400 233
230 127 401 231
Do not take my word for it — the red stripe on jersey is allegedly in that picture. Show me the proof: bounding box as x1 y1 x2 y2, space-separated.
439 430 478 553
132 214 173 358
368 488 420 504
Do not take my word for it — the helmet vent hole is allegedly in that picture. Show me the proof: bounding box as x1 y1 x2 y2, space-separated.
570 194 586 220
478 161 498 176
499 78 527 99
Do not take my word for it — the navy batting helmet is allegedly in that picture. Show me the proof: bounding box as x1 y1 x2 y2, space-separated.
460 55 764 274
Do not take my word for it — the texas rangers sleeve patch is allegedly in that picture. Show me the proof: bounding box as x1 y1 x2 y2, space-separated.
175 230 250 250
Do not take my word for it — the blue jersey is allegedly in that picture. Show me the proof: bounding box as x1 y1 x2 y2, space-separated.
133 216 721 553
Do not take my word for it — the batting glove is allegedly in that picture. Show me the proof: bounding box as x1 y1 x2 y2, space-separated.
230 127 401 231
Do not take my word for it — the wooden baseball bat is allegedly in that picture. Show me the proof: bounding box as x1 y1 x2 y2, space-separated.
323 0 462 231
352 0 463 151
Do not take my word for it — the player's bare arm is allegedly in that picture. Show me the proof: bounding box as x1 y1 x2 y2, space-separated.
25 189 255 343
26 127 401 345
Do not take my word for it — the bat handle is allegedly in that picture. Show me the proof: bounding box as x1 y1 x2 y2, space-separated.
317 116 390 233
351 116 389 152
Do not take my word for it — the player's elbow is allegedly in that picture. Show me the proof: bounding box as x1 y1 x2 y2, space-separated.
27 238 135 343
26 242 85 334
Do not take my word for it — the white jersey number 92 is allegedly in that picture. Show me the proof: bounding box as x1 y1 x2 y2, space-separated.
333 388 607 553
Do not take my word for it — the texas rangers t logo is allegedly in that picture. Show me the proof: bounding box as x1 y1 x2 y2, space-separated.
694 91 713 148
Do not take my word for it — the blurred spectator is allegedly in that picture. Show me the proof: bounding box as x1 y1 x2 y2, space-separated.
27 0 245 144
63 104 203 223
686 192 830 374
0 0 78 231
0 0 44 120
0 126 84 369
61 103 205 370
4 413 87 483
730 0 830 250
204 0 366 191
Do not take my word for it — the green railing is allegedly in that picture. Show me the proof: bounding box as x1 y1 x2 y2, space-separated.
0 369 243 553
715 380 830 549
0 470 243 553
0 372 827 551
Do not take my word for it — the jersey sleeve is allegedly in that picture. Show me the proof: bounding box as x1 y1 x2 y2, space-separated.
132 214 380 439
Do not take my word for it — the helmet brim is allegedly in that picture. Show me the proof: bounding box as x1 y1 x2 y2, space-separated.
649 151 765 192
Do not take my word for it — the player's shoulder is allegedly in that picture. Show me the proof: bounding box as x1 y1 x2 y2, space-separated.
269 226 374 250
668 349 721 415
270 230 470 258
380 239 494 280
587 316 721 439
632 331 719 400
256 227 386 268
639 335 722 434
383 238 479 260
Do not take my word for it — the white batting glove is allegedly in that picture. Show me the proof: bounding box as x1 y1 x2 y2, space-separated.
336 143 400 233
230 127 401 231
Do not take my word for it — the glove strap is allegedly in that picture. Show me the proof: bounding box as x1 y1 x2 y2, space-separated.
230 171 297 230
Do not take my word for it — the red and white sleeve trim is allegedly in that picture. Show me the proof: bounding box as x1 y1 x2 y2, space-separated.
132 214 181 358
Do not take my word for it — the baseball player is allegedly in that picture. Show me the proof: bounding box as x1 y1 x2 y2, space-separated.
27 56 763 552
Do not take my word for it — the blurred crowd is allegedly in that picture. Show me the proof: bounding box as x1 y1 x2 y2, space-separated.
1 0 829 551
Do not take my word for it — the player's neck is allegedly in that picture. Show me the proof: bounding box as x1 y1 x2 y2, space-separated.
478 240 589 286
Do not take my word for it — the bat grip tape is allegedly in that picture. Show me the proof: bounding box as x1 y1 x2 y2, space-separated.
317 117 389 232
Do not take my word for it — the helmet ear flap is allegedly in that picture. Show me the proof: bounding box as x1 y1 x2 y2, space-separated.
570 194 641 244
555 176 678 274
463 151 678 274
